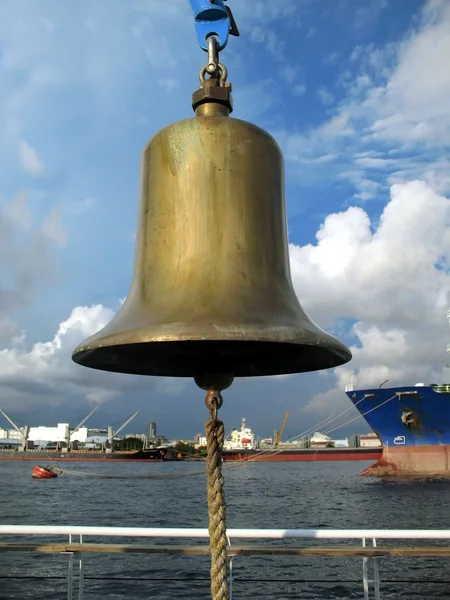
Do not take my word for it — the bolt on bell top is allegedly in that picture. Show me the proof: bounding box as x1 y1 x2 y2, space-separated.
72 75 351 379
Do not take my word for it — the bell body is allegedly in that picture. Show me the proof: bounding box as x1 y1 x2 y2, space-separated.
73 103 351 377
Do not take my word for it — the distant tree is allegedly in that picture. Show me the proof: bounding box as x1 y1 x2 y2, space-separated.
173 442 197 455
115 437 143 451
196 445 207 457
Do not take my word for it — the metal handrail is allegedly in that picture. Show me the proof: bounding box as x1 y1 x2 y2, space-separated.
2 525 450 538
2 526 450 600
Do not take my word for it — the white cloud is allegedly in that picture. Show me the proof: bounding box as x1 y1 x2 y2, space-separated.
276 0 450 196
275 112 354 169
0 0 306 186
317 87 334 106
365 1 450 147
349 177 381 202
0 193 64 311
0 319 23 349
293 84 306 96
0 1 191 176
1 0 449 433
303 387 349 419
5 191 31 227
352 1 450 153
42 207 67 247
237 0 299 25
18 140 45 175
2 179 449 422
69 197 95 216
0 304 185 413
291 179 450 416
292 180 450 327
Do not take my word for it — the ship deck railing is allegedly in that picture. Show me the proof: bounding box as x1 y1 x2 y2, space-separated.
1 525 450 600
431 383 450 393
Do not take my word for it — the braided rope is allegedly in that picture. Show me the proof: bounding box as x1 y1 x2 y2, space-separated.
206 414 229 600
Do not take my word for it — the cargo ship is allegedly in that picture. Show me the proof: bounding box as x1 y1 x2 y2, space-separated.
345 382 450 476
344 308 450 477
0 447 170 461
0 407 178 462
221 418 382 462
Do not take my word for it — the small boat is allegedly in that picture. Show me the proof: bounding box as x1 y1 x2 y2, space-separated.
32 465 58 479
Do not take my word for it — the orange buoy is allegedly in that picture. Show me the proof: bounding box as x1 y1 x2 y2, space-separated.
32 465 58 479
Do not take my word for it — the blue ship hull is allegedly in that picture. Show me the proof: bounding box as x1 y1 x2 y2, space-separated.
345 384 450 476
346 384 450 447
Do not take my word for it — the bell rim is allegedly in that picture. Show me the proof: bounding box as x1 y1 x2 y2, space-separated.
72 338 352 379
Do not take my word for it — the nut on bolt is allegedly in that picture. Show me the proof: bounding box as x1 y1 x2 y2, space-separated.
192 80 233 113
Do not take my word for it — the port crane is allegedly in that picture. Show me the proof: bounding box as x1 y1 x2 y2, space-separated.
0 406 101 452
65 405 99 451
105 411 139 453
274 411 290 446
0 408 29 452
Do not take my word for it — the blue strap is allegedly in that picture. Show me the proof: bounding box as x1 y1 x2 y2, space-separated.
188 0 231 52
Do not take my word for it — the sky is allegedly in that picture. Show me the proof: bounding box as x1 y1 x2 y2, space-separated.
1 0 450 441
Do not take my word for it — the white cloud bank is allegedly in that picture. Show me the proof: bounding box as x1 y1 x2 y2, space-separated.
1 180 449 418
0 304 184 413
296 180 450 416
1 0 449 428
364 0 450 149
279 0 450 197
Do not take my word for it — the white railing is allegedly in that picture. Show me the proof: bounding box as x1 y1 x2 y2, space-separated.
431 383 450 393
1 526 450 600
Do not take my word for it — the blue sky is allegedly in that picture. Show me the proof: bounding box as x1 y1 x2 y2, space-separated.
1 0 450 440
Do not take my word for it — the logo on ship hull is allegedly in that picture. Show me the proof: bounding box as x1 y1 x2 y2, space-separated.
393 435 406 445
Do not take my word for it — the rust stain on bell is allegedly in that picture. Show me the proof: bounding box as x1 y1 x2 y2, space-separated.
72 76 352 378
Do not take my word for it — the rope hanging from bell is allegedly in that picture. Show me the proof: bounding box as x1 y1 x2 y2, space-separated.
195 371 233 600
205 389 229 600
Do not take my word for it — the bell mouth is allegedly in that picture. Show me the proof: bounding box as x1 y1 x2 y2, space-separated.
72 339 351 378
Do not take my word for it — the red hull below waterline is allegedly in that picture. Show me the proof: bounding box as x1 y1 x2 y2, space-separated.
1 456 165 462
361 445 450 477
32 465 58 479
222 449 382 462
0 449 168 461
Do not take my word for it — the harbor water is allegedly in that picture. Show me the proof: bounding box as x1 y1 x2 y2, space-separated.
1 460 450 599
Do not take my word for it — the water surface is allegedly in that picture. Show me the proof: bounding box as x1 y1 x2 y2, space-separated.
1 459 449 599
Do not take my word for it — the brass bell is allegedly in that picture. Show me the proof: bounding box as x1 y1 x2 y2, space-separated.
72 72 351 379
